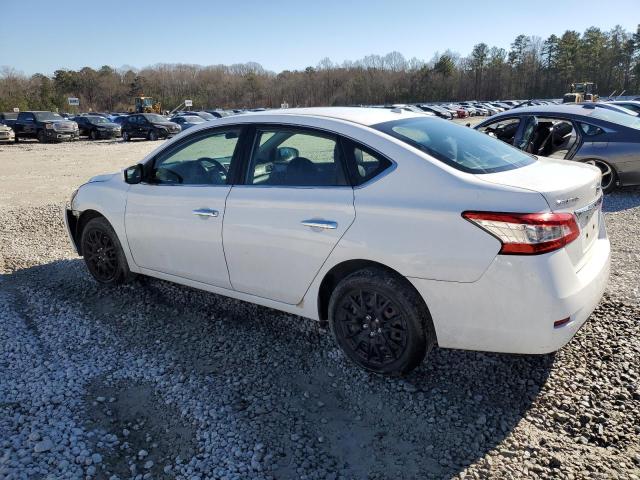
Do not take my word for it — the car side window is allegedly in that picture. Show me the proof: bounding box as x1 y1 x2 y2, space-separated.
247 128 348 186
151 128 241 186
579 123 604 136
477 118 521 145
342 139 392 185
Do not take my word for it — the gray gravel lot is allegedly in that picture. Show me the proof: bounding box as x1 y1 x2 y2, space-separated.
0 140 639 479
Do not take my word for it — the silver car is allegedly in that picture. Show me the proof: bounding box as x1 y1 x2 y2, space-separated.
475 104 640 193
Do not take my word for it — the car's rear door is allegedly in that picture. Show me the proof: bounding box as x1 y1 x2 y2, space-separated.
124 126 244 288
223 125 355 304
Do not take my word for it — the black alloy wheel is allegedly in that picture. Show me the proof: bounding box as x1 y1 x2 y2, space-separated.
335 288 409 367
329 268 434 376
80 217 133 285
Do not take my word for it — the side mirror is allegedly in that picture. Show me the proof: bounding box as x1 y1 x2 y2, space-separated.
124 164 143 184
465 123 471 128
276 146 299 162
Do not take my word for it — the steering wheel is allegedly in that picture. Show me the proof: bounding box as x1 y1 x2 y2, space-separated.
196 157 227 183
157 168 184 184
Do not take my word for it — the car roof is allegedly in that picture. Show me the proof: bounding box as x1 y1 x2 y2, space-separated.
241 107 424 126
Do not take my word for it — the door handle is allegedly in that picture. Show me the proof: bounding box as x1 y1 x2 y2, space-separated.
301 219 338 230
192 208 219 217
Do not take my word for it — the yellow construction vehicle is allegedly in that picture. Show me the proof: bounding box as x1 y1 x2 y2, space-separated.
130 96 162 113
562 82 599 103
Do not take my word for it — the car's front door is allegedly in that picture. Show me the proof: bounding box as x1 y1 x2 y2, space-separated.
223 126 356 304
125 126 243 288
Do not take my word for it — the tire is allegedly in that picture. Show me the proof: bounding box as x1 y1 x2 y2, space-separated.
90 129 98 140
148 129 158 141
80 217 134 285
37 130 47 143
328 267 435 376
583 159 618 194
122 130 130 142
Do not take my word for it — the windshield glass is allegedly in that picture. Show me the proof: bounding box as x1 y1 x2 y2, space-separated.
196 111 215 120
87 116 108 123
182 116 205 123
145 114 167 123
34 112 63 121
373 117 536 174
590 107 640 130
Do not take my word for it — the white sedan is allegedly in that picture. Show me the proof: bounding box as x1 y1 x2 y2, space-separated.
65 107 610 376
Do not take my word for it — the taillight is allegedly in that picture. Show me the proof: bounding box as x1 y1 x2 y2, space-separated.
462 211 580 255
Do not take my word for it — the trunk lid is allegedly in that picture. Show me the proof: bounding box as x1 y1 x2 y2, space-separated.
477 157 603 269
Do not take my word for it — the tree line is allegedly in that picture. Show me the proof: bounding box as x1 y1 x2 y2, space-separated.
1 24 639 113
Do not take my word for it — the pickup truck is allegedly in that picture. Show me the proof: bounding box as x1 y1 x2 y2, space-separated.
13 111 79 142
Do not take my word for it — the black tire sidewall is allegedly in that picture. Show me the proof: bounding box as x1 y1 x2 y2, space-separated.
122 131 130 141
81 217 132 285
37 130 46 143
148 130 158 141
328 268 433 376
90 129 97 140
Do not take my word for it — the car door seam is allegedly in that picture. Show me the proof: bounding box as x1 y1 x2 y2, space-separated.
296 188 357 307
220 185 235 291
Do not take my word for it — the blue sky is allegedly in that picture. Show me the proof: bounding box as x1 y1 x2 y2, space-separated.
1 0 638 75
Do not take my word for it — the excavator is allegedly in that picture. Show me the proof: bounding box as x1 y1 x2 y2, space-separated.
562 82 598 103
130 96 162 114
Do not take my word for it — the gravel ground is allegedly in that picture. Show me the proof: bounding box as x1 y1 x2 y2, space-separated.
0 140 639 479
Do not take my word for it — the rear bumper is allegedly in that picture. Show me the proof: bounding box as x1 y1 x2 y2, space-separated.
409 232 610 355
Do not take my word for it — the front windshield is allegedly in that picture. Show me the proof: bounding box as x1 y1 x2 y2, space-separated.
590 107 640 130
87 116 108 123
196 112 215 120
373 117 536 174
34 112 63 121
145 114 167 123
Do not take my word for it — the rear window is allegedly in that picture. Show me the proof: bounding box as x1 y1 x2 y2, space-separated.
373 117 535 174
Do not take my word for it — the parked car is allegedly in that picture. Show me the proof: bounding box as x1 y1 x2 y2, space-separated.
475 103 640 193
205 110 232 118
0 124 15 142
73 115 121 139
418 104 453 119
170 115 206 130
13 111 79 142
112 115 129 126
65 107 609 376
0 112 18 127
589 103 639 117
189 111 217 121
120 113 181 141
605 100 640 114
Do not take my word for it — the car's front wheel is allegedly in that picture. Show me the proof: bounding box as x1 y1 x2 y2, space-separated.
80 217 133 285
90 129 98 140
328 268 435 376
583 159 618 194
37 130 47 143
148 129 158 141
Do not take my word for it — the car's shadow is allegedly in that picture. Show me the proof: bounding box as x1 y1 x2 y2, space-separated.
5 259 554 479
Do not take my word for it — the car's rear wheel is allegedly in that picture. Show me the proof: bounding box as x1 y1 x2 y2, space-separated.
584 159 617 194
148 130 158 141
122 131 130 142
81 217 133 285
328 268 435 376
